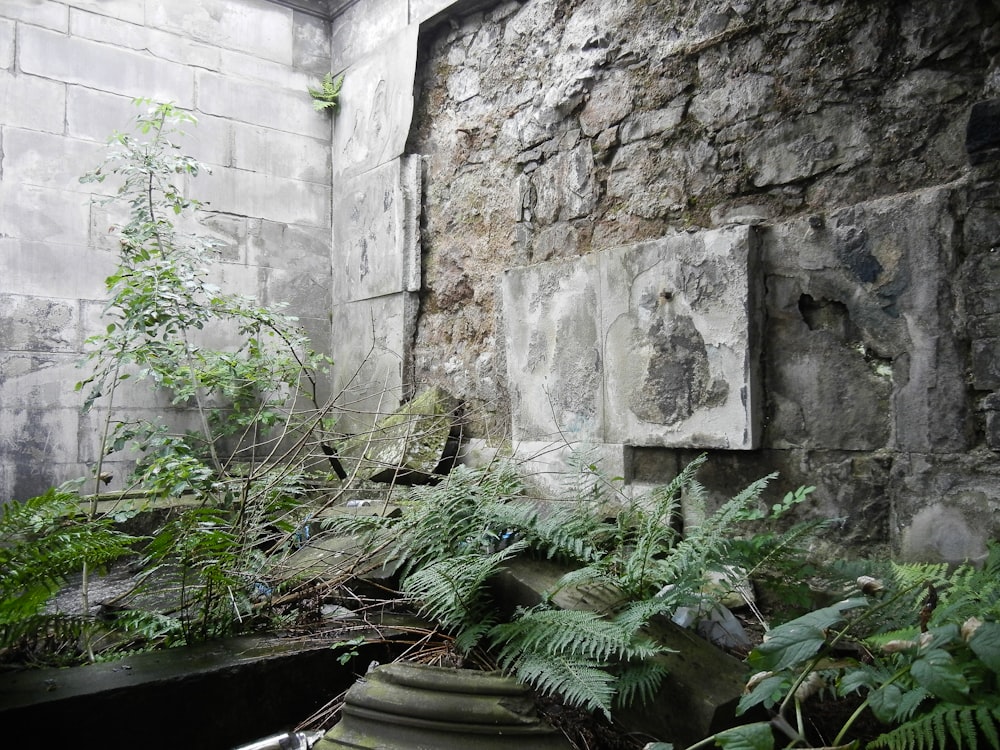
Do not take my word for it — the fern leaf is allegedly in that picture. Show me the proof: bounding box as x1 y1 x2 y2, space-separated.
977 705 1000 750
871 705 1000 750
508 650 617 718
614 658 669 708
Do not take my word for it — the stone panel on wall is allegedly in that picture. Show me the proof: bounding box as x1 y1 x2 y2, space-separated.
331 24 417 179
503 225 761 449
334 156 422 302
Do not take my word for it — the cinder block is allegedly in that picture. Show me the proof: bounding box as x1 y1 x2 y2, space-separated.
331 24 417 179
333 156 421 303
147 0 294 64
0 70 65 133
330 0 407 74
19 25 195 108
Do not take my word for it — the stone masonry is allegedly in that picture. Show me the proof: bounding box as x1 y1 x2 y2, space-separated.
3 0 1000 564
0 0 333 500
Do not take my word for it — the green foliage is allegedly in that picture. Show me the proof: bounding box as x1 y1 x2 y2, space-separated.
308 72 344 112
0 98 344 659
729 543 1000 750
334 453 824 720
0 488 139 661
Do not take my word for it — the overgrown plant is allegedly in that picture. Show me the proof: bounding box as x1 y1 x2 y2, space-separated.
322 452 825 719
680 543 1000 750
308 72 344 112
68 99 336 648
0 488 139 664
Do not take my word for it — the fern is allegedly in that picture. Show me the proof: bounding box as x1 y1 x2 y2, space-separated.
307 72 344 112
869 702 1000 750
403 541 527 632
0 488 139 658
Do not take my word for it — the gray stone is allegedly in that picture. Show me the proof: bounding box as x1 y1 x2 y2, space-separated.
1 0 67 30
337 386 460 483
196 70 329 139
333 156 422 302
330 0 407 74
331 24 418 179
0 18 13 69
330 292 418 434
0 70 65 134
503 225 761 449
492 555 748 747
147 0 294 63
19 24 195 108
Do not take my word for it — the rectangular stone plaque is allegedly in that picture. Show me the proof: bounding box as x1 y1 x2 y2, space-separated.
333 155 421 303
503 225 761 449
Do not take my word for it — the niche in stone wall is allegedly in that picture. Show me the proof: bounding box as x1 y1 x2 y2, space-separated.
502 225 762 449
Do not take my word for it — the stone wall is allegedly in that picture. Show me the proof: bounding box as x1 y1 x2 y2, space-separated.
0 0 333 500
4 0 999 564
402 0 1000 561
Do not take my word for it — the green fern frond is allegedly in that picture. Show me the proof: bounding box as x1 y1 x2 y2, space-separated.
506 650 617 718
614 658 670 708
307 72 344 112
403 541 527 630
870 703 1000 750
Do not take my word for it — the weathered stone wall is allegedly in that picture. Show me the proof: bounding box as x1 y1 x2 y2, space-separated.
0 0 332 500
404 0 1000 561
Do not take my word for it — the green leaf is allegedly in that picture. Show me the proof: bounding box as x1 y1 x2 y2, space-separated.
714 722 775 750
969 622 1000 674
749 598 868 672
868 683 904 723
910 648 970 704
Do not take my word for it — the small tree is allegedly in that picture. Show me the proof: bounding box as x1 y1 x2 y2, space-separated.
76 99 337 644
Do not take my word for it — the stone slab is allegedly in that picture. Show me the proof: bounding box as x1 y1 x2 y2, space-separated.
334 155 422 302
19 24 195 108
147 0 294 64
330 0 407 73
0 0 68 30
196 69 330 140
331 24 417 179
0 70 66 134
330 293 419 434
502 225 761 449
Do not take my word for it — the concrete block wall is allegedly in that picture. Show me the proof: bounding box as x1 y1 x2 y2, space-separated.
0 0 333 501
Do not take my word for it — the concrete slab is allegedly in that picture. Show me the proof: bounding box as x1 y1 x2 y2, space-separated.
329 293 418 434
503 226 761 449
334 156 421 302
0 70 65 134
331 24 417 179
147 0 294 64
602 226 762 449
19 24 195 108
502 253 604 442
330 0 407 73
